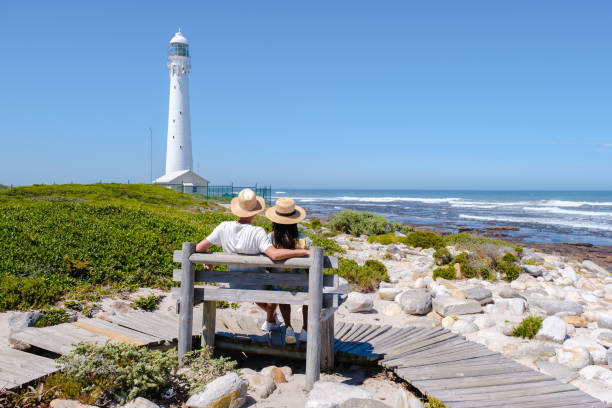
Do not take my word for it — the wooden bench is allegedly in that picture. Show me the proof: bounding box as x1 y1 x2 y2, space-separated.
173 243 341 390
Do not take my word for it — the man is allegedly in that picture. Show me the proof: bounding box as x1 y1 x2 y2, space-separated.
196 188 308 331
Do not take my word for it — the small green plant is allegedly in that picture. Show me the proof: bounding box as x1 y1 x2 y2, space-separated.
182 349 238 395
383 253 392 260
433 266 456 280
512 315 543 339
303 231 346 256
433 248 452 265
333 257 390 292
63 300 82 311
35 308 70 327
450 252 477 278
309 218 322 230
216 301 239 309
478 267 491 280
130 294 161 311
496 262 520 281
328 210 411 236
425 395 448 408
502 252 518 263
514 246 523 255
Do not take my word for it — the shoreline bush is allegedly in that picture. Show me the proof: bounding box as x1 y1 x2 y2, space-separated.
329 210 412 236
334 257 390 291
512 316 543 339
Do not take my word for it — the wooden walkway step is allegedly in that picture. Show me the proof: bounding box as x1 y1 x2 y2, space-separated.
0 348 58 389
5 310 609 407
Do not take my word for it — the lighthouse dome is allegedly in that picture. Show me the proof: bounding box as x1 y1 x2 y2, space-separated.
170 30 189 45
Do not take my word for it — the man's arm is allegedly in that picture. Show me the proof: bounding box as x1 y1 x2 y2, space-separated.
264 246 309 261
196 239 213 253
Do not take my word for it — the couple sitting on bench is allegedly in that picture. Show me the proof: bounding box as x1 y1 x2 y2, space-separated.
195 188 311 345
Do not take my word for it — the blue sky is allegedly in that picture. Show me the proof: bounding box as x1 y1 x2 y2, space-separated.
1 1 611 190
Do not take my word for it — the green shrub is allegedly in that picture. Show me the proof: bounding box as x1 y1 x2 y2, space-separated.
334 257 389 292
512 316 543 339
502 252 518 263
449 252 477 278
383 253 392 260
433 248 452 265
433 266 456 280
478 267 491 280
309 218 322 230
0 273 70 311
403 231 444 249
216 301 239 309
368 233 402 245
182 349 238 395
515 246 523 255
130 294 161 311
328 210 411 236
496 261 520 281
35 308 70 327
425 396 448 408
303 231 346 256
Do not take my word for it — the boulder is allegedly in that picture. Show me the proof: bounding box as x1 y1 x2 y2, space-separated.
521 265 543 277
535 316 567 343
498 288 525 300
556 347 592 369
452 320 479 335
413 278 427 289
306 381 373 408
597 314 612 330
345 292 373 313
561 316 586 328
124 398 159 408
535 361 578 383
186 372 247 408
394 388 423 408
261 365 287 384
245 374 276 398
340 399 391 408
563 337 608 365
493 298 526 315
527 298 583 316
608 349 612 370
473 315 495 330
432 296 481 316
9 311 42 332
463 287 493 305
397 290 432 315
596 331 612 348
582 260 609 276
378 287 403 300
579 365 612 384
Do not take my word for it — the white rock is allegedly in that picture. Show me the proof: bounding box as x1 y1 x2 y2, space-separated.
394 388 423 408
186 373 247 408
473 315 495 330
563 337 608 365
306 381 373 408
556 347 592 369
452 320 479 335
582 260 609 276
413 278 427 289
124 398 159 408
345 292 373 313
579 365 612 384
493 298 526 315
441 316 455 329
597 314 612 330
560 267 578 282
245 374 276 398
397 290 432 315
378 287 403 300
535 316 567 343
432 296 482 316
527 298 583 316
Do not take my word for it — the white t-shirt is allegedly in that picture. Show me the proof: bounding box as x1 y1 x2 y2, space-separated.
207 221 272 255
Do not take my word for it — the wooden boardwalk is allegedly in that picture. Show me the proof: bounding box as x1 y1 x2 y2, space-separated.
5 310 608 407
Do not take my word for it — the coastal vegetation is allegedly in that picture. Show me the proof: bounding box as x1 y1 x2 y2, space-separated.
35 308 70 327
329 210 413 236
130 294 162 311
335 257 390 292
0 184 237 311
512 315 543 339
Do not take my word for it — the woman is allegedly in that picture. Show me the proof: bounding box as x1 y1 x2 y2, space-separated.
265 197 310 345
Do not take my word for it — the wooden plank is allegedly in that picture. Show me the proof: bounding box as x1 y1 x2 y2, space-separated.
190 286 336 305
391 349 500 368
413 371 552 390
103 314 177 341
431 380 567 399
305 246 323 391
320 309 334 371
178 242 196 361
383 331 456 358
172 269 337 288
0 348 58 389
186 252 338 269
446 391 604 408
342 325 392 355
439 382 578 401
71 321 146 346
334 322 354 340
73 318 163 345
201 301 216 352
397 363 534 381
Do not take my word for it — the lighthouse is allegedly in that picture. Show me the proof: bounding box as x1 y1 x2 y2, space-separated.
154 30 208 193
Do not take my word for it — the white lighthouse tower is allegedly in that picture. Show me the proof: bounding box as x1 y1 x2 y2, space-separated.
154 30 208 193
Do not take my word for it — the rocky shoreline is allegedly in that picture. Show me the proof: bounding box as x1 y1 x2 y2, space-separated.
331 233 612 404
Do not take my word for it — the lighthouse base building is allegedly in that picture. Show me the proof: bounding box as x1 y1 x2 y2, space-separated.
154 30 208 195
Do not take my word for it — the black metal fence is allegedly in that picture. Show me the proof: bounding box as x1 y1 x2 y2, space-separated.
206 184 272 206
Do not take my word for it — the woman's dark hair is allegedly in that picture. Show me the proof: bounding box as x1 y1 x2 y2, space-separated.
272 222 299 249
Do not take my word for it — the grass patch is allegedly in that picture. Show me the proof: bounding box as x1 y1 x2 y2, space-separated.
369 231 444 249
433 266 456 280
333 258 389 292
425 396 448 408
216 301 239 309
443 233 513 251
367 233 403 245
303 231 346 256
130 294 162 311
512 315 543 339
35 308 70 327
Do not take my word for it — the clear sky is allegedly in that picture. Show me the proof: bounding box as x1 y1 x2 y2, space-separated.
1 1 611 190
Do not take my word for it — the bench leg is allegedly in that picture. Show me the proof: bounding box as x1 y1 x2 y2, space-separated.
320 307 335 372
178 242 196 365
201 300 216 352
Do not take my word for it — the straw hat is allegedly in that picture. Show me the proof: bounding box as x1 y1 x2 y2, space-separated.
230 188 265 217
265 197 306 224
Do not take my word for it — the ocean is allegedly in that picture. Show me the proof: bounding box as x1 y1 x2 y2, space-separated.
271 190 612 247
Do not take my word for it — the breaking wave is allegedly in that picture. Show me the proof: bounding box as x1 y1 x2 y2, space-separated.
459 214 612 232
